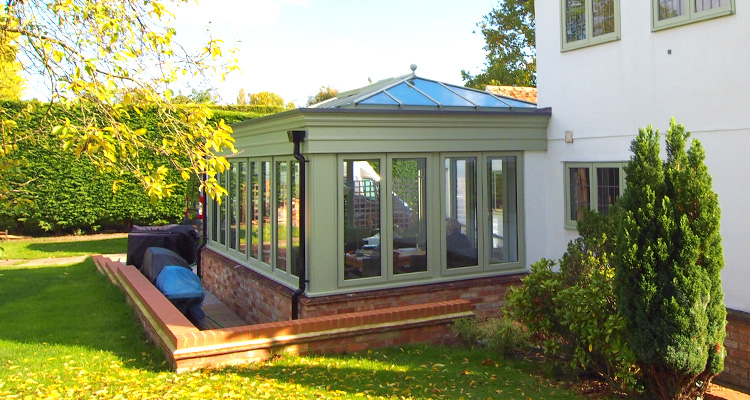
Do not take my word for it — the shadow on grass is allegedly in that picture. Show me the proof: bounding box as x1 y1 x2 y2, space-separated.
0 258 166 371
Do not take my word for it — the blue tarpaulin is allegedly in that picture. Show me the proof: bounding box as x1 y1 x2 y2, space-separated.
156 266 205 327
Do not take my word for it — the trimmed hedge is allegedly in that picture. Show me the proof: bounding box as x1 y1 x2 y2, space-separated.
0 100 263 235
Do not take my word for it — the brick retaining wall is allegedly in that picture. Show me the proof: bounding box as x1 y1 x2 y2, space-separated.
92 255 473 372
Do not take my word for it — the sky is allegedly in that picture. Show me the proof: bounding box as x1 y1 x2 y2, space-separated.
167 0 500 106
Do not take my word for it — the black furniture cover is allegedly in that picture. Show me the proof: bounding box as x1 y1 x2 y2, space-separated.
141 247 191 284
126 224 199 269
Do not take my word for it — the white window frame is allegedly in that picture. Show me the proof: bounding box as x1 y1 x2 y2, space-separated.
564 162 626 229
560 0 621 52
652 0 735 31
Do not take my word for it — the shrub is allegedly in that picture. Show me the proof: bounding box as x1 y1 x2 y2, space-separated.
505 209 639 392
614 119 726 399
452 317 529 358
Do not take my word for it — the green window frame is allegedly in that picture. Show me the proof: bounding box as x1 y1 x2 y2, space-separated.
207 157 301 286
561 0 621 52
564 162 626 229
652 0 735 31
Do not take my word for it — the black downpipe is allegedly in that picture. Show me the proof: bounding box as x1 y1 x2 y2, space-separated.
289 130 307 320
197 177 208 279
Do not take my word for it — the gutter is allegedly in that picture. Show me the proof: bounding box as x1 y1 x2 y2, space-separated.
288 130 308 320
196 181 207 279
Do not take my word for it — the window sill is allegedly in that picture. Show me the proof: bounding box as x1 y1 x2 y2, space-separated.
652 8 735 32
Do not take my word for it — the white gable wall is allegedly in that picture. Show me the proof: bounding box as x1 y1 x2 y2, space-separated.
533 0 750 312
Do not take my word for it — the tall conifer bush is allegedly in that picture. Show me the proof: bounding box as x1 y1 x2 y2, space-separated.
615 119 726 399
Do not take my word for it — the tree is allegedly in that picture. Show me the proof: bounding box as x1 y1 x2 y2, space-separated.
248 91 285 107
0 33 25 99
306 85 338 106
236 88 247 105
615 119 726 399
462 0 536 89
0 0 239 203
173 88 216 104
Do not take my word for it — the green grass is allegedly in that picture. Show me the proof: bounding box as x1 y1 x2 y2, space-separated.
0 234 127 259
0 259 589 399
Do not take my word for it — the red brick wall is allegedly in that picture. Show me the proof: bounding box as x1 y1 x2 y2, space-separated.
720 309 750 390
201 249 294 324
299 274 523 320
201 248 524 324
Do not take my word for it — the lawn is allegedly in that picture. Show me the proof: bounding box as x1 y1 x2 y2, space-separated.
0 233 128 259
0 247 591 399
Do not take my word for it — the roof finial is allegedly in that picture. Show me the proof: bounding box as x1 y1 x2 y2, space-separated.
409 64 417 75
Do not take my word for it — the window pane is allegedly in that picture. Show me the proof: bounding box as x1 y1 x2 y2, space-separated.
261 161 272 264
392 159 428 275
488 157 518 264
597 167 620 214
694 0 727 12
565 0 587 43
229 165 238 250
445 157 478 269
250 162 259 259
291 161 301 277
593 0 615 36
659 0 684 20
569 167 590 221
239 162 248 255
211 175 219 242
343 160 382 280
218 172 227 246
276 161 288 272
385 83 438 106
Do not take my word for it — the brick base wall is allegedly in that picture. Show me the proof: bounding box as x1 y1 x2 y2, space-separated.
720 309 750 390
201 248 524 324
201 249 294 324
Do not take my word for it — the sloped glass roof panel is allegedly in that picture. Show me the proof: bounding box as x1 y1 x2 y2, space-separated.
385 82 438 106
491 96 536 108
412 79 474 107
359 92 400 105
445 85 512 108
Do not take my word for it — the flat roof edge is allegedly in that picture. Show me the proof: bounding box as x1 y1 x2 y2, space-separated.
230 106 552 129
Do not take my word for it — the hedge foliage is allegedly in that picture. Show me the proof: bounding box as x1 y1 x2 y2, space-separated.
0 99 265 234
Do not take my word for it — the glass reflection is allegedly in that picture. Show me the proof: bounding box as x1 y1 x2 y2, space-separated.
392 158 428 275
488 157 518 264
343 160 382 280
445 157 478 268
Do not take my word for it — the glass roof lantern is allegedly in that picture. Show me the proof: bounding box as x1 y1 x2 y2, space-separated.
311 66 537 111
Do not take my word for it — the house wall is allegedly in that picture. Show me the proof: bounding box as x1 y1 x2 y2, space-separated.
533 0 750 312
534 0 750 388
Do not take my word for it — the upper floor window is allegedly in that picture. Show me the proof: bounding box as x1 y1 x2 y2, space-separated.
564 162 625 228
653 0 735 30
561 0 620 51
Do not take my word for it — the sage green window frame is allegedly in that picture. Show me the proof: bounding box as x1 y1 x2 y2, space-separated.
564 162 626 229
337 152 526 289
225 160 249 260
207 157 301 287
652 0 735 31
440 152 525 277
274 157 301 281
561 0 621 52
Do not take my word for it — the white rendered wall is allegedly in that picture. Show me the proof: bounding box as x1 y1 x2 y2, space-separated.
533 0 750 311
